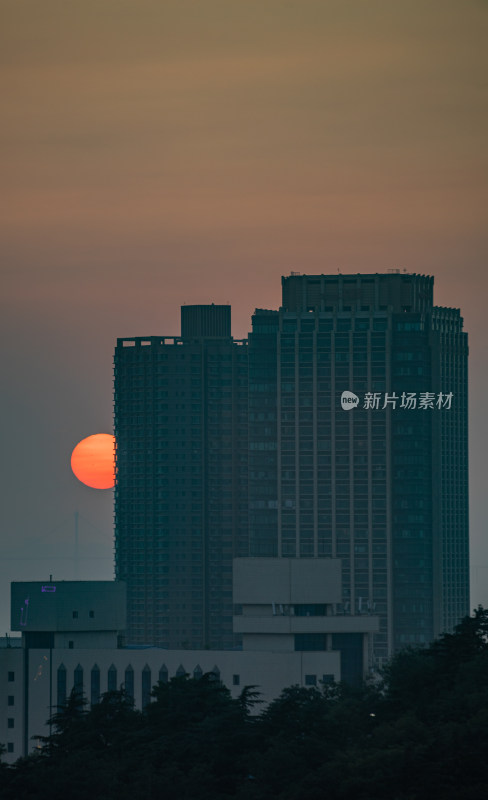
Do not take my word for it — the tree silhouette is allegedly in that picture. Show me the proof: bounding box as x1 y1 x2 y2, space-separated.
1 610 488 799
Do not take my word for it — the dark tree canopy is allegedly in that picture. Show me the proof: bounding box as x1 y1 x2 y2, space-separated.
2 609 488 799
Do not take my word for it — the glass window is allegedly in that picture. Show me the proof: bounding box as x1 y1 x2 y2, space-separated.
108 664 117 692
91 665 100 706
294 604 327 616
74 664 84 697
318 319 333 331
125 665 134 699
373 318 388 331
355 319 369 331
57 664 67 707
142 665 152 708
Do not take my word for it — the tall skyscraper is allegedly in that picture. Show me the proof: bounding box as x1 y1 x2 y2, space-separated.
114 273 468 666
114 305 248 648
248 272 469 664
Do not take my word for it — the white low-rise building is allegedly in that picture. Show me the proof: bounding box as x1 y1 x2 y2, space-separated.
1 560 379 763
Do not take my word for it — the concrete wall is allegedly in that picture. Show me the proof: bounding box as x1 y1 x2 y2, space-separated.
233 558 342 604
11 581 126 634
235 614 381 637
0 648 23 764
0 645 340 763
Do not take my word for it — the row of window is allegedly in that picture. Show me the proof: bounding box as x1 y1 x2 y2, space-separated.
277 319 388 333
56 664 241 709
305 674 335 686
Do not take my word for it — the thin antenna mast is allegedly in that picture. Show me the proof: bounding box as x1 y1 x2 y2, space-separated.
74 511 79 579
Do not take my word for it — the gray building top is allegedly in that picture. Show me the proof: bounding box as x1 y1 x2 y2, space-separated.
11 581 126 633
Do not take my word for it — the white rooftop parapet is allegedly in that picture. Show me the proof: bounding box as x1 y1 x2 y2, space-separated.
233 558 342 605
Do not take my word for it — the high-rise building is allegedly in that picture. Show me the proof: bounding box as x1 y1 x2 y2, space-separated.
114 305 248 648
248 272 469 664
115 274 469 666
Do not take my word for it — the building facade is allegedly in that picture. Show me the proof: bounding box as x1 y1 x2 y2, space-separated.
114 305 248 649
2 578 378 763
248 272 469 665
114 274 469 667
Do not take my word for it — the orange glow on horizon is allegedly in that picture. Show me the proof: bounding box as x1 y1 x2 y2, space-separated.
71 433 115 489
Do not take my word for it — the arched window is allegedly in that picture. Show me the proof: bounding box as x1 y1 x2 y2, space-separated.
107 664 117 692
176 664 186 678
210 665 220 681
193 664 203 680
74 664 84 698
91 664 100 706
57 664 67 707
125 665 134 699
142 664 151 708
159 664 168 684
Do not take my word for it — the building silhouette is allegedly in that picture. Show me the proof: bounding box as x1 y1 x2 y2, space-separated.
114 274 469 666
114 305 248 649
248 273 469 664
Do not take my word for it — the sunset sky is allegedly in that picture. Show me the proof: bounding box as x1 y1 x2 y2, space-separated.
1 0 487 635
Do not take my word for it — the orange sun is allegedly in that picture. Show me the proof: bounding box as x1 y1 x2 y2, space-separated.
71 433 115 489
